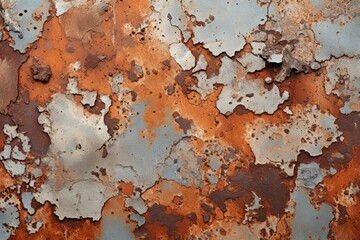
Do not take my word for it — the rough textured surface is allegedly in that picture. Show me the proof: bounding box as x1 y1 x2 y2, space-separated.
0 42 27 114
0 0 359 239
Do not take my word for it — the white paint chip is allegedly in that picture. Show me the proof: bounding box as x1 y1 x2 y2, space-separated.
169 43 196 71
237 53 266 73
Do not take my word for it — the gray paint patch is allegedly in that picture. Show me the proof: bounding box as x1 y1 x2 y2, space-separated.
324 57 360 114
148 0 190 44
21 192 35 215
169 42 196 70
237 53 266 73
130 213 146 227
312 16 360 61
0 200 20 240
161 138 202 187
26 219 43 234
192 57 288 115
2 160 26 176
291 188 333 240
296 162 324 189
217 77 289 115
67 78 98 107
100 216 135 240
192 54 207 72
35 93 115 220
183 0 268 56
36 88 185 220
1 0 51 53
246 105 342 175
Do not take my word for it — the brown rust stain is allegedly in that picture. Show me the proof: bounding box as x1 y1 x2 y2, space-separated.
0 41 27 114
8 99 50 156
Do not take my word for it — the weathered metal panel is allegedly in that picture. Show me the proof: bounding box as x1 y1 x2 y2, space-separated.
0 0 359 239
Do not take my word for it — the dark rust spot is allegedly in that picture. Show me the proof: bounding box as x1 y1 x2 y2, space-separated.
172 112 193 134
31 58 52 83
127 61 143 82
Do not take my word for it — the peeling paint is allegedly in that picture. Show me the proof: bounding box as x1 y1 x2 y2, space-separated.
183 0 268 56
246 105 342 175
0 0 359 239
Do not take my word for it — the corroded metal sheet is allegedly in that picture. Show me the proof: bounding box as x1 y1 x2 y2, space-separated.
0 0 359 239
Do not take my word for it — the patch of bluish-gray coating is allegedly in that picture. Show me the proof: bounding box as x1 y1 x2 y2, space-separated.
341 77 360 113
160 138 202 187
36 93 187 220
31 168 43 178
106 102 184 190
125 194 148 215
237 53 266 73
325 57 360 113
291 188 333 240
160 181 175 191
0 201 20 240
66 78 97 106
26 219 43 234
207 155 221 184
1 125 31 162
21 192 35 215
312 0 324 8
38 90 206 220
208 175 218 184
321 114 341 136
38 93 110 174
11 146 26 160
183 0 268 56
312 16 360 61
329 167 337 175
35 93 115 220
161 159 183 181
0 145 11 159
3 0 50 53
130 213 146 227
209 156 221 171
246 105 341 176
296 162 324 189
217 76 289 115
99 216 134 240
149 0 191 44
110 73 124 93
2 160 26 176
0 32 2 41
192 57 289 114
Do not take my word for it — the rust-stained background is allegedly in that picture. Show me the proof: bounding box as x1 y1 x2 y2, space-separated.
0 0 359 239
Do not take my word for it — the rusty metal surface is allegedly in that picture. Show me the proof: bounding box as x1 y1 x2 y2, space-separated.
0 0 359 239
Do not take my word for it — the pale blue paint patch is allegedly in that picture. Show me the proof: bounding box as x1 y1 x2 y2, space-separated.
209 156 221 171
4 0 50 53
162 159 183 182
21 192 35 215
0 202 20 240
130 213 146 227
160 139 202 187
340 77 360 114
291 188 333 240
312 16 360 61
107 102 184 190
329 167 337 175
296 162 324 189
312 0 324 8
208 175 218 184
99 216 134 240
